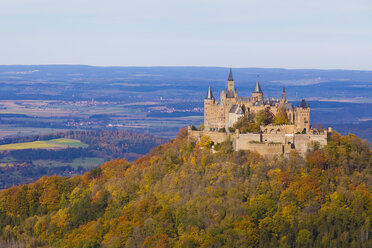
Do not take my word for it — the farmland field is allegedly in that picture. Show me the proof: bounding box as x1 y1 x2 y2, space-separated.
0 138 87 150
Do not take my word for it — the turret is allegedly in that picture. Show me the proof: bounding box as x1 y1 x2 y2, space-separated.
252 77 263 101
204 86 215 131
295 99 310 133
227 68 234 92
205 85 214 100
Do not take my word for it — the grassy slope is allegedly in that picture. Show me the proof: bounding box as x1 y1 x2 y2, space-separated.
0 138 88 151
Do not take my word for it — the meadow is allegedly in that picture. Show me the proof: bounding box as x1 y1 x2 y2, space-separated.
0 138 87 151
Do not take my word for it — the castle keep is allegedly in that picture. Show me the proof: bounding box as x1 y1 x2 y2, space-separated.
189 69 329 155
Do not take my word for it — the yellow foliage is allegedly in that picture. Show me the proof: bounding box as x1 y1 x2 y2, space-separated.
199 135 213 148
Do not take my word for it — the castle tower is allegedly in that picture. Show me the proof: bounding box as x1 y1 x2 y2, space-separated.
204 86 215 131
227 68 234 91
295 99 310 133
252 78 263 101
279 87 287 107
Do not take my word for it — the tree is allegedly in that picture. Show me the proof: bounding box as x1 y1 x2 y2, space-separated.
231 116 260 133
273 109 288 125
296 229 313 247
199 135 213 148
255 108 274 126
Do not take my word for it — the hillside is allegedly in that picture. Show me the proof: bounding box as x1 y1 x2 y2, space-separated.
0 129 371 247
0 130 167 189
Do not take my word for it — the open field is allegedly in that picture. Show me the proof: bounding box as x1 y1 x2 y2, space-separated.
0 138 87 151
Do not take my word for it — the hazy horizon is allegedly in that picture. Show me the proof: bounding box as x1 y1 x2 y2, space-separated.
1 64 372 72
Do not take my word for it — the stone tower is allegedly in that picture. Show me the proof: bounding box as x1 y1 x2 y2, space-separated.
204 85 215 131
295 99 310 133
252 78 263 101
227 68 234 91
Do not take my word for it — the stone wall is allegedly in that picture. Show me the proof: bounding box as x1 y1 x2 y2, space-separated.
188 126 328 156
262 133 286 143
239 143 292 156
234 133 262 150
188 128 230 144
261 124 295 134
294 133 327 153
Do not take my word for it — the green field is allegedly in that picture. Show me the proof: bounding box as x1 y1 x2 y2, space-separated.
0 138 88 151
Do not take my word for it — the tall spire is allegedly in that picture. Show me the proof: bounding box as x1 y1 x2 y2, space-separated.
205 85 214 100
253 76 262 93
228 67 234 81
282 86 286 100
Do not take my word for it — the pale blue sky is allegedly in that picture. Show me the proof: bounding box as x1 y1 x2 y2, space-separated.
1 0 371 69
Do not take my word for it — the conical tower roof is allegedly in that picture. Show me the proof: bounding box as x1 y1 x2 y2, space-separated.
253 79 262 93
228 68 234 81
205 85 214 100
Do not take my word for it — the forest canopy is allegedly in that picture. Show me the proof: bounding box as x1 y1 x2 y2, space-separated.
0 129 371 248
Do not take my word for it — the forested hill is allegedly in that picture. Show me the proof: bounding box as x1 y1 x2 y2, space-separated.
0 129 371 248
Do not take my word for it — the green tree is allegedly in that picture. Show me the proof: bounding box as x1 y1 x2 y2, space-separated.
296 229 313 247
255 108 274 126
231 116 260 133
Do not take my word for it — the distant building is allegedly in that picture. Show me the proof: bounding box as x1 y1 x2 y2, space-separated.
189 69 329 155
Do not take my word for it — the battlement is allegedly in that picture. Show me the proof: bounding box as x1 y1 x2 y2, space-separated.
188 126 328 156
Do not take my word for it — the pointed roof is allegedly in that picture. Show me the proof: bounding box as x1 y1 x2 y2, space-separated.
229 104 238 113
281 86 286 101
253 80 262 93
300 99 307 108
228 68 234 81
236 107 244 115
205 85 214 100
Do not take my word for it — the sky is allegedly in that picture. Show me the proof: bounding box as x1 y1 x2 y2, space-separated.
1 0 371 69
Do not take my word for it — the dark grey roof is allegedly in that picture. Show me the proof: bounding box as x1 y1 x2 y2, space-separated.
228 68 234 81
224 89 235 98
236 107 244 115
205 86 214 100
300 99 307 108
229 104 238 113
253 80 262 93
237 96 251 102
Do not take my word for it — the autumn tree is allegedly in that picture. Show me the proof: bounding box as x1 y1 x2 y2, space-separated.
255 108 274 126
273 109 288 125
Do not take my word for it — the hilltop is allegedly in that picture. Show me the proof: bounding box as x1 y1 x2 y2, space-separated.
0 128 371 247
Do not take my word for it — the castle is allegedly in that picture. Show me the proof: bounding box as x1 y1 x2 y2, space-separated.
188 69 329 155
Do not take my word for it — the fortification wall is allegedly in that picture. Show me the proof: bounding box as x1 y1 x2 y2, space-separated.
240 143 292 156
262 133 285 143
188 128 230 144
235 133 262 150
294 133 327 153
261 124 295 134
189 126 327 156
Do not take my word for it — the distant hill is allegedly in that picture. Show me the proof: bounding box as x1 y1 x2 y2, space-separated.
0 129 370 247
0 130 167 189
329 120 372 143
